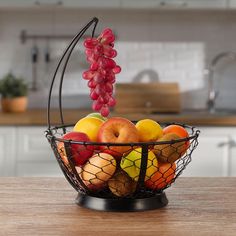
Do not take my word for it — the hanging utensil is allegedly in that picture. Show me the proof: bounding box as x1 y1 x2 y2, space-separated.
44 38 50 73
31 40 39 91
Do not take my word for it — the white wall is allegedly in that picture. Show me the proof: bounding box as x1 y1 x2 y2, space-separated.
1 9 236 110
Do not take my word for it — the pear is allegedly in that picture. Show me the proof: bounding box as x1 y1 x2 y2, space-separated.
108 170 137 197
153 133 187 163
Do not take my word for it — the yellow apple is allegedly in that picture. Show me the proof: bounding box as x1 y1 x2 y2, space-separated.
120 147 158 181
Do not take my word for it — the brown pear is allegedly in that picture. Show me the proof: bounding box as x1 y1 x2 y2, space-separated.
108 170 137 197
153 133 187 163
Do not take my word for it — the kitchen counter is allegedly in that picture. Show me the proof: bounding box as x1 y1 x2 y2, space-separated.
1 108 236 126
0 177 235 236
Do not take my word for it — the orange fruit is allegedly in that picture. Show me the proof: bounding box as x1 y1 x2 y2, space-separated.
145 162 176 190
163 124 190 148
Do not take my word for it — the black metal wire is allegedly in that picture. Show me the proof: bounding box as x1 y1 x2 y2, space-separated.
47 17 98 129
45 17 201 201
64 142 91 193
135 145 149 192
46 124 200 147
58 19 98 133
46 122 200 199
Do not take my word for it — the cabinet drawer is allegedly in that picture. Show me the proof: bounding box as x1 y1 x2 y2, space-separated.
16 127 53 162
183 133 230 177
0 127 16 176
16 162 62 177
229 135 236 176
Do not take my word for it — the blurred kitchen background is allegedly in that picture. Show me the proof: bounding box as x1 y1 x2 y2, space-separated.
1 0 236 177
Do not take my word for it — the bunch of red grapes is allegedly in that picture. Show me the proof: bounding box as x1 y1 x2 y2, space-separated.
82 28 121 117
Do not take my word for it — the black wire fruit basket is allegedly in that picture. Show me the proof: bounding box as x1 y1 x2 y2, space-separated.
45 17 200 212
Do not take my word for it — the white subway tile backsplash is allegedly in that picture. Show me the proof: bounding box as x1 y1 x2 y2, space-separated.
0 10 236 110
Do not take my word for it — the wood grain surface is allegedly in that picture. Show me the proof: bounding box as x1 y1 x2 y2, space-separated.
115 83 181 113
1 109 236 126
0 177 236 236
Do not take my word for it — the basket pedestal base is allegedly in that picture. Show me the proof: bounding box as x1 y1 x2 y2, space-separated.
75 192 168 212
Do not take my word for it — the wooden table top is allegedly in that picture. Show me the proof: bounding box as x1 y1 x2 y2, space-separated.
0 177 236 236
1 108 236 126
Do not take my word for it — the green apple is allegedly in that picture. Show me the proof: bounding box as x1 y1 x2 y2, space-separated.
120 148 158 181
86 112 107 122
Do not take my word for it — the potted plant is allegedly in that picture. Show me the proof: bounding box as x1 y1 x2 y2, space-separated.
0 73 28 113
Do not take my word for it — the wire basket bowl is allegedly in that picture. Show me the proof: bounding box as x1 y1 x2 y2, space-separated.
45 17 200 212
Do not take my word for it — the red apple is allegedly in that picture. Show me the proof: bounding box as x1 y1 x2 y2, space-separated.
97 117 139 159
57 131 94 166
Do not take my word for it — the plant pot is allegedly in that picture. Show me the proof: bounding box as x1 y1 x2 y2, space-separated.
1 96 28 113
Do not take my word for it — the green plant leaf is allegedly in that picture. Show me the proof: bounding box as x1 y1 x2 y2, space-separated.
0 73 28 98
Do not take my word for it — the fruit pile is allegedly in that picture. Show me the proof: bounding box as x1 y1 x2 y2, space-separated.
82 28 121 117
57 112 190 197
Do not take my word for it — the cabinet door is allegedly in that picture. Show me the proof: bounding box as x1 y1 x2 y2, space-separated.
0 127 16 176
182 127 230 177
186 0 227 9
121 0 163 9
0 0 35 8
0 0 62 8
229 135 236 176
16 126 62 177
63 0 120 8
229 0 236 8
121 0 227 9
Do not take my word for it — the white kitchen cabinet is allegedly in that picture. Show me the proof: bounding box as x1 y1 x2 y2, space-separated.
0 126 62 177
0 0 34 8
184 0 227 9
0 0 59 8
15 126 62 177
0 0 229 10
183 127 236 177
63 0 120 8
228 0 236 8
157 0 227 9
120 0 227 10
0 0 120 9
228 135 236 176
1 125 236 177
0 127 16 176
120 0 164 9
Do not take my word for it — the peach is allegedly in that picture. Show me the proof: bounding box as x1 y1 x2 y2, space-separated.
81 153 116 189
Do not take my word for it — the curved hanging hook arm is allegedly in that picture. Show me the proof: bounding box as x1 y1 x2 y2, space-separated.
47 17 99 129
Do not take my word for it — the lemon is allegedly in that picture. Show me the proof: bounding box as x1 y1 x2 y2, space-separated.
135 119 163 142
73 117 104 142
